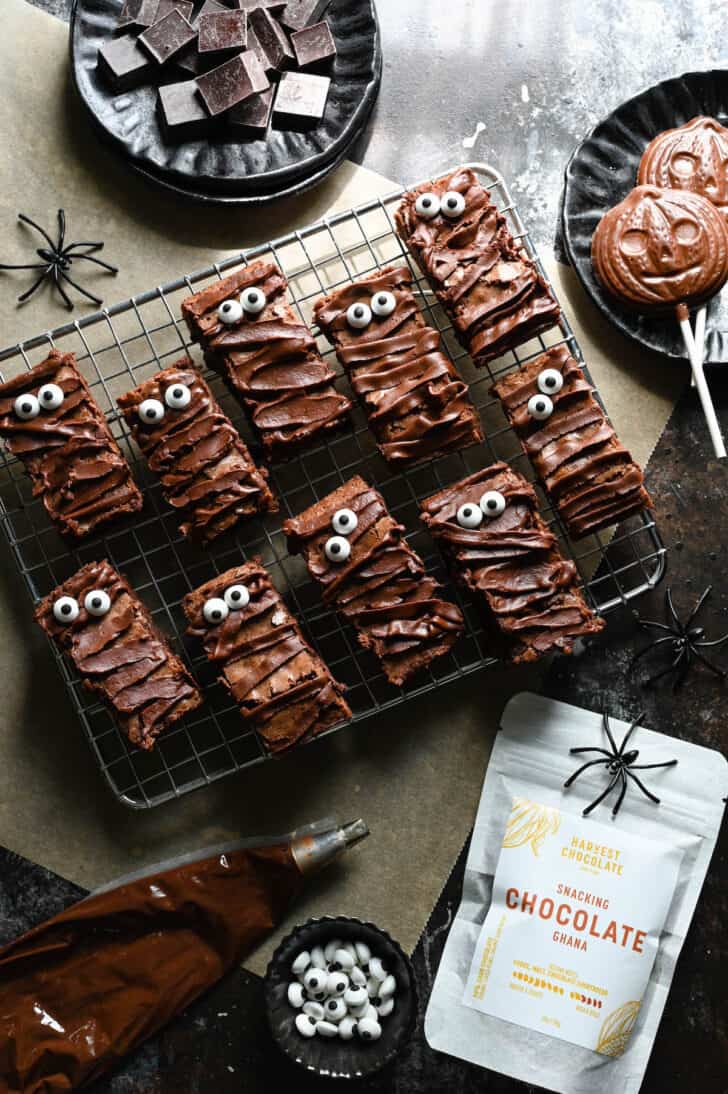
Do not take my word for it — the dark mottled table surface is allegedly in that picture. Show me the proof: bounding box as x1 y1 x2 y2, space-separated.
6 1 728 1091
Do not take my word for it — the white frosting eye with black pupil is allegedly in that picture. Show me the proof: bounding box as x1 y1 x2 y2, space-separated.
441 191 466 219
370 291 396 317
38 383 64 411
325 535 351 562
527 393 554 421
415 192 441 219
456 503 483 529
346 302 372 330
53 595 79 624
537 368 563 396
138 398 165 425
217 298 243 325
164 383 192 410
84 589 111 617
203 597 229 624
13 394 40 420
480 490 506 518
224 584 250 610
240 287 266 315
332 508 358 535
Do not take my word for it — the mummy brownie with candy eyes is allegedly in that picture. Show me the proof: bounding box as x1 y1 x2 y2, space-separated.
181 260 352 460
0 350 142 540
283 475 464 686
491 345 652 539
313 265 483 467
394 166 561 366
183 559 350 754
420 464 605 663
117 358 276 544
35 559 202 750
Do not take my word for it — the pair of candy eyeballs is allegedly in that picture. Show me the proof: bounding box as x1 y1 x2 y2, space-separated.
456 490 507 529
13 383 65 421
526 367 564 421
137 383 193 426
202 583 251 625
217 287 267 326
414 189 466 221
345 291 397 330
324 507 358 563
52 589 111 624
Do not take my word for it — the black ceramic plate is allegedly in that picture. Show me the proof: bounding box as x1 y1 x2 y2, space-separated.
70 0 381 204
562 69 728 363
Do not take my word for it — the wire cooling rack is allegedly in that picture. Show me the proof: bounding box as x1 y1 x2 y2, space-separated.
0 162 666 809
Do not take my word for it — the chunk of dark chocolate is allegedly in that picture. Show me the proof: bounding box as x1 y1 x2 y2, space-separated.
228 86 274 135
158 80 212 139
98 34 155 91
279 0 329 31
198 10 247 55
196 49 269 115
273 71 330 127
248 7 294 71
154 0 193 19
232 0 285 11
116 0 159 31
291 20 335 68
175 0 227 74
139 8 197 65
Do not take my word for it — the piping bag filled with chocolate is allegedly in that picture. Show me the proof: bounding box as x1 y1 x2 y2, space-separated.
0 817 368 1093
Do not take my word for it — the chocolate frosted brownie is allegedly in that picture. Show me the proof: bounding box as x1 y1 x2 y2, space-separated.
491 346 653 539
283 475 464 686
0 350 142 540
420 464 605 664
35 560 202 750
181 261 352 459
394 166 560 365
313 265 483 466
183 559 351 754
117 358 276 544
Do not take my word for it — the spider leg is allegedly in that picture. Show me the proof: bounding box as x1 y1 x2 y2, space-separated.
624 768 661 805
630 635 677 665
17 267 53 303
686 585 712 628
611 769 628 817
602 708 619 755
583 769 622 816
694 633 728 648
629 759 678 771
59 269 103 307
672 647 692 691
17 212 56 252
52 267 74 311
563 757 611 788
640 649 684 687
636 619 674 634
0 261 51 270
692 650 727 679
569 746 614 758
56 209 66 253
69 253 119 275
62 241 105 253
618 713 645 756
666 588 685 635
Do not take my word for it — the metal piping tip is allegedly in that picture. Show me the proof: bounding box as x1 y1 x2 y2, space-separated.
341 819 369 848
291 818 369 875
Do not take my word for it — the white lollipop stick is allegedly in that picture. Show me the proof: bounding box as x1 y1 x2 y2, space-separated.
686 304 706 389
676 304 726 459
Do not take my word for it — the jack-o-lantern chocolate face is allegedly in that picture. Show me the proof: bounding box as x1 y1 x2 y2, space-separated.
638 116 728 214
591 185 728 311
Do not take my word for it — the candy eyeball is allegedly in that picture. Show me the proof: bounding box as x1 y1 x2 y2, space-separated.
527 393 554 421
456 502 483 529
217 298 243 325
224 584 250 611
164 383 192 410
13 394 39 420
53 595 79 624
325 996 348 1022
357 1016 382 1041
138 398 165 426
479 490 506 518
346 302 372 330
288 982 305 1008
441 190 466 219
304 967 327 993
37 383 64 411
295 1013 318 1038
202 597 229 625
325 535 351 563
240 287 266 315
332 508 358 536
370 291 396 317
415 191 441 219
537 368 564 396
84 589 111 617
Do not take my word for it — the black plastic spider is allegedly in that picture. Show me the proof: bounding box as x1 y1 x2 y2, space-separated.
0 209 118 310
564 708 677 818
630 585 728 690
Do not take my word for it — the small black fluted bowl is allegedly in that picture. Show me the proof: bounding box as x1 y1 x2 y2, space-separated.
264 916 418 1080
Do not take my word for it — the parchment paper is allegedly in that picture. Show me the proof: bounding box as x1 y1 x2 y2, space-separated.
0 0 684 976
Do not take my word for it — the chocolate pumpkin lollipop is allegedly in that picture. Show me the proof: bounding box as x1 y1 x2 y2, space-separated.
638 116 728 215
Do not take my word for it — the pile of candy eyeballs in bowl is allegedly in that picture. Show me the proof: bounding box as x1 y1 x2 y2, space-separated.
287 937 397 1043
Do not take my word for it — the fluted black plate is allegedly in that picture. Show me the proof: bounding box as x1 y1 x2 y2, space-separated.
562 69 728 363
70 0 381 204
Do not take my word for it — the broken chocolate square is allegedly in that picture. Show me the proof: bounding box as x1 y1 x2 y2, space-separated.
196 49 269 115
98 34 155 90
154 0 193 20
274 70 330 127
198 10 247 55
248 7 294 71
279 0 329 31
228 85 274 135
158 79 212 140
116 0 159 31
139 8 197 65
291 20 335 69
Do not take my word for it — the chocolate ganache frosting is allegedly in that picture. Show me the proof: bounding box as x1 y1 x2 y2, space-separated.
420 463 604 663
638 116 728 215
283 475 464 686
591 184 728 312
394 167 561 364
181 260 352 459
35 559 202 749
184 559 351 753
313 265 483 466
491 345 652 539
0 350 142 540
117 358 276 543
